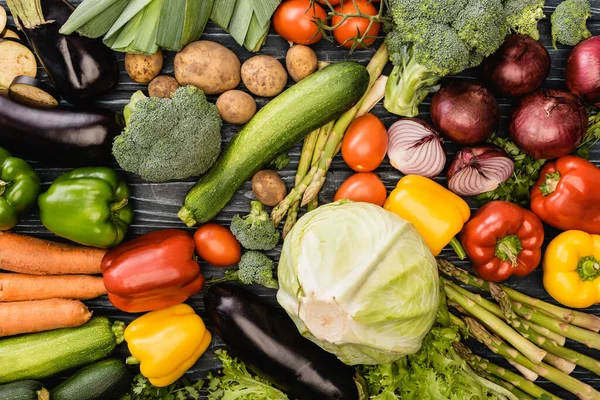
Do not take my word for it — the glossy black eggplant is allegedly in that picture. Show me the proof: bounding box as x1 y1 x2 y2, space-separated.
0 96 120 165
11 0 119 105
204 284 360 400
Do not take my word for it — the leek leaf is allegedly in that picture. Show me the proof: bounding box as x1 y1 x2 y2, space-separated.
105 7 143 51
227 0 252 45
156 0 185 51
250 0 280 27
76 0 131 38
129 0 162 54
210 0 236 30
104 0 153 42
59 0 123 35
244 14 269 52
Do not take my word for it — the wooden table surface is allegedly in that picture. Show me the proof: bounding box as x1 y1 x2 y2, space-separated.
1 0 599 397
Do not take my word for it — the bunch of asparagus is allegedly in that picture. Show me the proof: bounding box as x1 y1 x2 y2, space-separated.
272 43 390 236
439 259 600 400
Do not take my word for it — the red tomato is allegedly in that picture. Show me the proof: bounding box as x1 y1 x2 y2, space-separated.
342 113 388 172
332 0 381 49
334 172 387 206
273 0 327 45
193 223 241 267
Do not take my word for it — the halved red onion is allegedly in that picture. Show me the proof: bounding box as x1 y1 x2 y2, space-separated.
447 146 514 196
387 118 445 178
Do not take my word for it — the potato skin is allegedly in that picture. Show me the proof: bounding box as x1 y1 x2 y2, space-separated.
174 41 241 95
125 50 164 83
252 170 287 207
286 45 318 82
216 90 257 125
148 75 180 98
241 55 288 97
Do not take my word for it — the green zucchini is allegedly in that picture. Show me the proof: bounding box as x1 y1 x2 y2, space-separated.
178 61 369 225
51 358 131 400
0 381 49 400
0 317 125 384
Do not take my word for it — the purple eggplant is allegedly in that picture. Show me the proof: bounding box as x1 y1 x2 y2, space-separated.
204 284 360 400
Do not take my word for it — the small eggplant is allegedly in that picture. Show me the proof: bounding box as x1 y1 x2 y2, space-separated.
204 284 360 400
8 0 119 105
0 96 121 165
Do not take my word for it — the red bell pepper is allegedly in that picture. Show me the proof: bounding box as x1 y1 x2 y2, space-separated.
460 201 544 282
101 229 204 313
530 155 600 234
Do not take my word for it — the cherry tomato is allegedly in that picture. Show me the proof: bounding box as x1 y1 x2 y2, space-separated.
342 113 388 172
332 0 380 49
334 172 387 206
273 0 327 45
194 223 241 267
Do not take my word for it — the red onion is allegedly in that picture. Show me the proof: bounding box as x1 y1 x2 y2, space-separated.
480 34 551 97
447 146 514 196
387 118 445 178
509 89 588 159
566 36 600 107
431 80 500 145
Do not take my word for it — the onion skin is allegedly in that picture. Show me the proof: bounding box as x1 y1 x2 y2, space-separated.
480 34 551 97
566 36 600 107
431 80 499 145
510 89 587 160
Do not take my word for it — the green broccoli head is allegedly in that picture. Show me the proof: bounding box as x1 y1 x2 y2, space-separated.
112 85 222 182
504 0 546 40
551 0 592 48
453 0 508 57
230 201 280 251
237 251 278 289
389 0 470 25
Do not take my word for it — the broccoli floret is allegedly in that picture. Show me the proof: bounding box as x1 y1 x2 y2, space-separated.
385 0 510 117
112 85 222 182
504 0 546 40
230 201 280 250
551 0 592 48
207 251 279 289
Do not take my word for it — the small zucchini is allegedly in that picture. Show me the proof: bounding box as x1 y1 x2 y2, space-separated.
51 358 131 400
0 380 49 400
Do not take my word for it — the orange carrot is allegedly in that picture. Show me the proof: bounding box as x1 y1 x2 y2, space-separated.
0 299 92 337
0 232 106 275
0 273 107 301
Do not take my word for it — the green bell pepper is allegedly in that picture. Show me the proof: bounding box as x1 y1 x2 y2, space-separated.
38 167 133 248
0 147 40 230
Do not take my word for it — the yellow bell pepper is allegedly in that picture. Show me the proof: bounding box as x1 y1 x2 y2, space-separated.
124 303 212 387
384 175 470 257
543 230 600 308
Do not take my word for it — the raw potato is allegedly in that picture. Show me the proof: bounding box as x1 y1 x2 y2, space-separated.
252 170 287 207
125 49 164 84
0 40 37 91
242 55 288 97
2 28 20 41
286 45 318 82
174 40 241 95
216 90 256 124
148 75 180 98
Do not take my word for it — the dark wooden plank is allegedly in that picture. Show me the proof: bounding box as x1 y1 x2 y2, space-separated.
1 0 599 397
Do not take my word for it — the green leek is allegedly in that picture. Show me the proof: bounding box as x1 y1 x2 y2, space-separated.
59 0 129 38
210 0 236 30
157 0 215 52
228 0 253 46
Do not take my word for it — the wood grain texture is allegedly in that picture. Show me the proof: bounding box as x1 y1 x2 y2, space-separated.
1 0 599 397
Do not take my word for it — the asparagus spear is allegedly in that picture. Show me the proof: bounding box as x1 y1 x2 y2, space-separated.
438 259 600 332
476 370 536 400
464 317 600 400
444 282 547 364
453 342 560 400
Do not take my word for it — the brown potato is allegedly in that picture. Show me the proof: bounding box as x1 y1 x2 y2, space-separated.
216 90 256 125
241 55 288 97
148 75 180 98
174 41 241 95
286 45 318 82
252 170 287 207
125 50 164 84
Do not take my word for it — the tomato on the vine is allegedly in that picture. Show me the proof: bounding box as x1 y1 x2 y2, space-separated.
273 0 327 45
331 0 380 49
193 223 241 267
334 172 387 206
342 113 388 172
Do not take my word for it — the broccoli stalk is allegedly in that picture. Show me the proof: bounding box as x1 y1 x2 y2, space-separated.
230 201 280 250
551 0 592 49
207 251 279 289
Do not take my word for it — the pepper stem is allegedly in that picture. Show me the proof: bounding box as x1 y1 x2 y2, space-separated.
577 256 600 281
0 181 7 196
126 356 141 365
539 171 561 196
112 320 126 345
110 198 129 212
495 235 523 267
449 237 467 260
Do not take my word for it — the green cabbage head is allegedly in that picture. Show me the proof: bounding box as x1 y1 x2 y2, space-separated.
277 201 439 365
